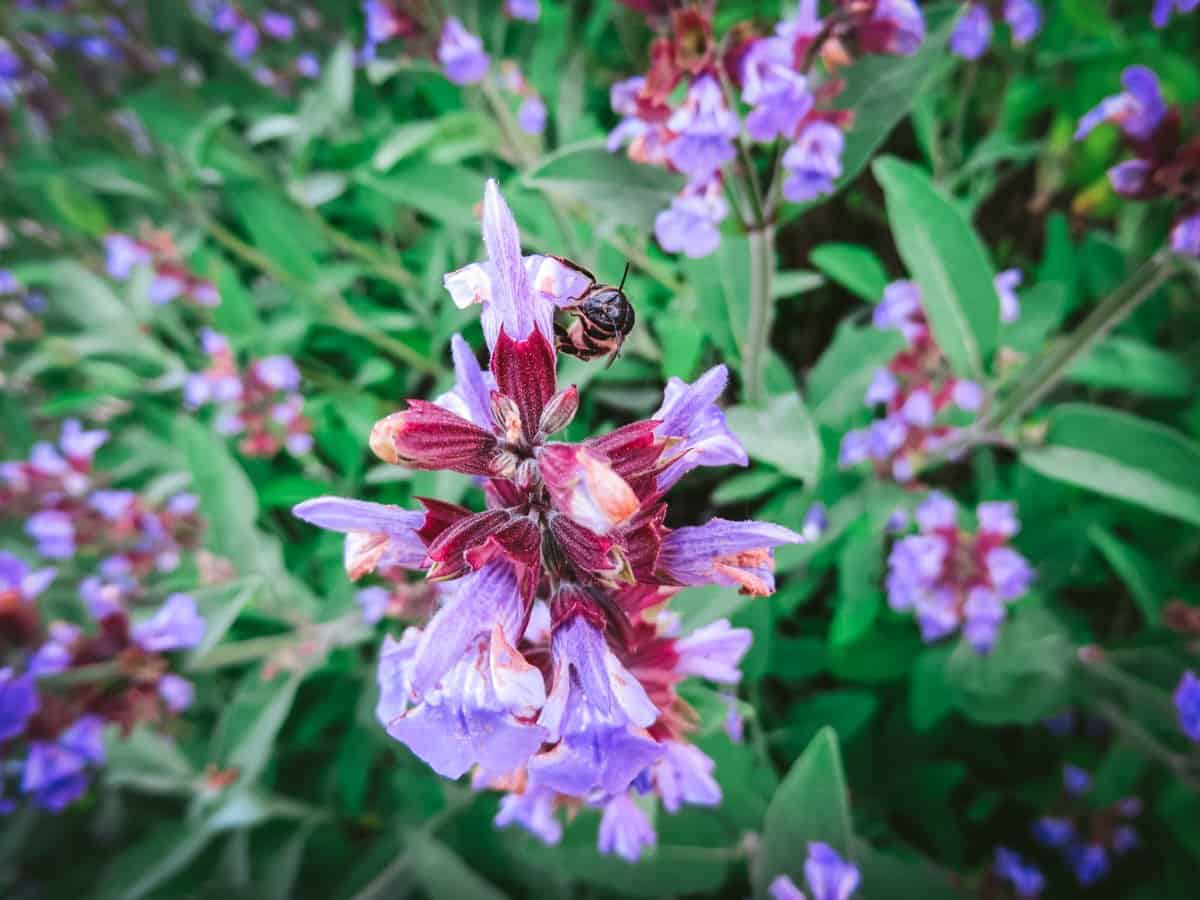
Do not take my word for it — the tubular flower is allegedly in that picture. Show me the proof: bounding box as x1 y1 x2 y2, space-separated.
1073 65 1200 258
839 280 991 482
605 1 922 259
185 329 312 458
885 492 1033 652
294 180 801 859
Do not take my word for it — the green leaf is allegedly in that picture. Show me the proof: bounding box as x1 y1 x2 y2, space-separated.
46 176 109 235
725 392 823 483
772 269 825 299
832 524 886 646
807 320 906 428
409 833 510 900
185 578 260 666
774 690 879 757
1067 336 1193 398
909 647 957 731
105 726 196 795
1087 526 1171 624
753 728 854 897
874 156 999 378
226 188 328 281
210 666 306 785
946 599 1073 724
1021 404 1200 526
809 243 889 302
852 840 972 900
96 823 212 900
682 232 749 363
372 120 439 170
523 140 685 231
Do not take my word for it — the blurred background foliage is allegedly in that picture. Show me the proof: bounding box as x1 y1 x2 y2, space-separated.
2 1 1200 899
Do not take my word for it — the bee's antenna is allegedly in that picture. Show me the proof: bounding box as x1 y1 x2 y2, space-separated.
618 260 631 292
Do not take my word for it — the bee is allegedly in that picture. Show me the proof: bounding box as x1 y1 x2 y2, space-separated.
552 260 635 367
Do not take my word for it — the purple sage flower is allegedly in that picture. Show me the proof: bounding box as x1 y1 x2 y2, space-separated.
1153 0 1200 28
598 793 657 862
21 715 105 812
741 37 813 143
666 75 740 181
438 17 489 86
1076 66 1166 142
1175 670 1200 742
504 0 540 22
949 4 993 60
782 121 844 202
0 668 39 742
1171 211 1200 257
131 593 206 653
1004 0 1043 44
158 674 195 713
517 96 547 135
654 180 729 259
994 847 1045 898
260 11 295 41
994 268 1022 323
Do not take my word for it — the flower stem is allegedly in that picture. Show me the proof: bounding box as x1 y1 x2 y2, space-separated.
743 224 776 407
480 77 586 262
981 249 1178 431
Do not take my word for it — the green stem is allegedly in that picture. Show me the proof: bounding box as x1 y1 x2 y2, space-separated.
480 77 585 262
201 217 444 376
743 224 776 406
982 249 1178 431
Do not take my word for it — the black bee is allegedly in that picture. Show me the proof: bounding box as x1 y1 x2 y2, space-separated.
552 260 635 367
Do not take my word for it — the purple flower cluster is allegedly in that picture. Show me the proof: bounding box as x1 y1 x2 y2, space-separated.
992 847 1045 898
1031 765 1141 886
294 180 801 860
437 17 490 86
104 232 219 308
1 549 205 814
198 3 322 87
1174 670 1200 742
838 276 1016 482
769 842 861 900
185 329 312 458
608 1 925 259
885 492 1033 652
949 1 1043 61
1153 0 1200 28
1075 66 1200 257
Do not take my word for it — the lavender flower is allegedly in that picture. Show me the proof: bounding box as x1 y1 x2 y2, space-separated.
131 593 206 653
1171 211 1200 257
950 4 993 60
1075 66 1166 142
1175 670 1200 742
666 75 739 181
26 510 75 559
995 268 1022 323
504 0 540 22
1004 0 1043 43
260 11 295 41
598 793 657 862
1153 0 1200 28
438 17 489 86
994 847 1045 898
0 552 56 605
158 674 195 713
0 668 39 742
886 492 1032 651
517 96 547 135
782 122 844 202
654 181 728 259
770 842 861 900
21 715 105 812
741 37 812 143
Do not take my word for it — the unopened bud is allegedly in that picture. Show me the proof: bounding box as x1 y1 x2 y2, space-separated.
491 391 524 445
538 386 579 438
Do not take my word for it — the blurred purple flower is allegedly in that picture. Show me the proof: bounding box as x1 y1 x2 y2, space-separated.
0 668 39 741
21 715 105 812
994 847 1045 898
1004 0 1043 44
132 593 206 653
1076 66 1166 142
598 793 657 862
782 121 844 202
1175 670 1200 741
1153 0 1200 28
505 0 540 22
666 75 739 181
654 181 729 259
1171 211 1200 257
517 96 547 134
994 268 1022 323
949 4 992 60
438 17 489 85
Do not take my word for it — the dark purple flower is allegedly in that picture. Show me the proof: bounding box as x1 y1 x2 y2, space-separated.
0 668 39 742
132 593 206 652
1070 843 1110 886
1076 66 1166 142
438 17 489 85
666 75 739 181
231 21 260 59
1175 670 1200 742
598 793 657 862
863 0 927 56
782 122 844 202
949 4 993 60
1033 815 1075 848
104 234 152 280
994 847 1045 898
296 52 320 78
1063 763 1092 796
26 510 75 559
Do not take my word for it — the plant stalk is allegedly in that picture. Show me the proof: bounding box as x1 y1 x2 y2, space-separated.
982 249 1178 431
743 224 776 407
